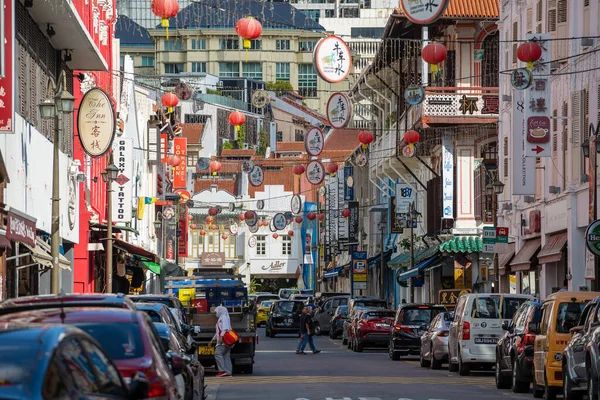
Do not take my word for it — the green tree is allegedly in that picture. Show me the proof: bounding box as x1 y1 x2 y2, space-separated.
257 128 269 156
266 81 294 95
222 141 233 150
236 125 246 149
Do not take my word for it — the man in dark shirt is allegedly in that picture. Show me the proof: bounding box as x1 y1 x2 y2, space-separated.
296 306 320 355
296 306 309 354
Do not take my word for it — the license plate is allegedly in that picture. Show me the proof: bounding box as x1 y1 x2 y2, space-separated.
376 323 389 328
474 338 497 344
286 319 293 325
236 358 252 365
198 346 215 355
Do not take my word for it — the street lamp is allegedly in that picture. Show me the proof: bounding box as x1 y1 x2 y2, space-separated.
102 159 119 293
37 71 76 294
408 203 419 302
487 172 504 293
582 123 600 290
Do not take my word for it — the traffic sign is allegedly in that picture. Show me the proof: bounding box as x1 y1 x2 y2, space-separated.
496 227 509 243
482 243 496 253
483 227 496 244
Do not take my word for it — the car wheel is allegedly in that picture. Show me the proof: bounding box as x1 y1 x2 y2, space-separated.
588 366 598 400
242 364 254 374
430 343 442 370
458 351 470 376
495 354 511 389
355 339 363 353
389 340 400 361
563 363 583 400
420 347 431 368
545 374 557 400
512 358 530 393
314 323 321 336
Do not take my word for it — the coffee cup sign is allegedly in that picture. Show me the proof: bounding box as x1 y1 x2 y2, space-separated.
527 116 550 143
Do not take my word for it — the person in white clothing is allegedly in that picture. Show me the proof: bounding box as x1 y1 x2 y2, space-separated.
209 305 233 377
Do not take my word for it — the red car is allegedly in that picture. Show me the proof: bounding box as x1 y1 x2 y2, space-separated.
0 307 181 399
350 309 395 352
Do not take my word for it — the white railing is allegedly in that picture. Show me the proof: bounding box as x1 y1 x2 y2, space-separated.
423 87 499 117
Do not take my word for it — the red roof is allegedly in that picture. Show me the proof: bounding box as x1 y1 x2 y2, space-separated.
325 129 361 152
276 142 305 152
181 124 204 144
395 0 499 19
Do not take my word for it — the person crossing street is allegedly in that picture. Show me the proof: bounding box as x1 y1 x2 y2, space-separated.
296 306 320 355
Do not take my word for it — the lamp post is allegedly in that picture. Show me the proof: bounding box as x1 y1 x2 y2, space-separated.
37 71 76 294
101 158 119 293
408 203 419 303
486 172 505 294
378 219 387 299
582 122 600 290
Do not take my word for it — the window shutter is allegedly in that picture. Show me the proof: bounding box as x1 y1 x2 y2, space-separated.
557 0 567 23
583 88 590 141
572 92 582 182
597 84 600 127
526 7 533 33
147 124 159 165
537 0 543 21
562 102 568 189
547 0 557 32
512 21 518 65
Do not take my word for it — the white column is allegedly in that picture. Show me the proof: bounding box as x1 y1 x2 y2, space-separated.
454 145 476 228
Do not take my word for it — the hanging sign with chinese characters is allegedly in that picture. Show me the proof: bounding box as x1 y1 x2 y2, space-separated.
442 135 454 219
172 137 187 189
77 88 116 157
273 213 287 230
291 194 302 215
304 127 324 157
399 0 450 25
402 145 415 158
111 138 133 222
306 160 325 185
512 84 536 195
404 85 425 105
525 34 551 158
249 165 264 187
241 160 254 173
511 68 533 90
313 36 352 83
0 0 14 133
326 92 352 128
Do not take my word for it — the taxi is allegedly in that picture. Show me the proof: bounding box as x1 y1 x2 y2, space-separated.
256 300 275 327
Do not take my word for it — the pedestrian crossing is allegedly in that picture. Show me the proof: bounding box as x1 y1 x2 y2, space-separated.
205 375 496 386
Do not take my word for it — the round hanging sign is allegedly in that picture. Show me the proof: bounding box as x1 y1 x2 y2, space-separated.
326 92 352 129
306 160 325 185
197 157 210 171
511 68 533 90
399 0 450 25
313 35 352 83
273 213 287 230
304 128 325 157
229 223 239 235
77 88 116 157
241 160 254 173
248 235 257 248
285 211 293 224
586 219 600 256
245 211 258 227
174 82 193 100
404 85 425 105
257 200 265 210
269 218 278 233
248 223 259 233
249 165 265 187
355 153 367 167
228 202 235 212
175 189 191 203
291 194 302 215
402 145 415 158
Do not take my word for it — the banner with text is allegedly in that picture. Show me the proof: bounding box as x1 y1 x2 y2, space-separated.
525 34 551 158
111 138 133 222
173 137 187 189
512 88 536 194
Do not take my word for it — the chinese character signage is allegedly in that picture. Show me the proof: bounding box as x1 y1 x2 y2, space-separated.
313 36 352 83
347 201 359 245
327 92 351 129
304 128 324 157
306 160 325 185
525 34 551 158
111 138 133 222
442 135 453 219
512 83 536 194
77 88 116 157
178 207 188 258
172 137 187 189
399 0 450 25
0 0 14 133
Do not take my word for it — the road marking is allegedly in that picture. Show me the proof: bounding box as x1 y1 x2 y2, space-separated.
205 375 495 386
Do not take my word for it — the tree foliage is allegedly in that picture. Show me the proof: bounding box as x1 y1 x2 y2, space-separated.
257 128 269 156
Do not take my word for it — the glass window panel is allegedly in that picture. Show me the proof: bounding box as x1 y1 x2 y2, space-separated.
242 62 263 79
219 62 240 77
192 62 206 73
276 63 290 81
298 64 317 97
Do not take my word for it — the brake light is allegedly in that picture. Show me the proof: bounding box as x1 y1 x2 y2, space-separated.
438 330 449 337
335 316 343 320
524 332 536 345
394 325 413 333
148 378 167 397
462 321 470 340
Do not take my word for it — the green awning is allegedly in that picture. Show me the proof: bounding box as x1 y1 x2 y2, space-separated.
90 222 139 235
141 260 161 275
388 246 439 268
438 236 483 254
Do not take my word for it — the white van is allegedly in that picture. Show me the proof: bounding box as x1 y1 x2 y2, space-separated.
448 293 535 376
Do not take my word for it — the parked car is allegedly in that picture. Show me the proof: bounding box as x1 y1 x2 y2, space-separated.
419 311 453 369
0 293 137 313
265 300 304 337
278 288 300 299
389 303 447 361
495 301 542 392
135 302 192 342
154 323 204 400
313 295 350 335
255 294 279 308
129 294 188 325
448 293 534 375
0 324 149 400
347 297 388 316
256 300 275 327
290 294 311 302
329 305 348 339
347 309 369 350
562 296 600 400
343 306 371 345
531 291 599 399
315 292 350 308
352 309 395 352
0 307 182 399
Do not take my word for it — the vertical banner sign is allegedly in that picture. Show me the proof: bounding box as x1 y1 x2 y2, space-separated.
525 34 551 158
352 251 368 290
173 137 187 189
442 136 454 219
343 166 354 201
337 169 348 246
395 183 416 213
512 88 536 194
324 183 332 263
160 134 168 163
0 0 14 132
111 138 133 222
348 201 359 245
390 197 403 234
178 207 188 258
328 176 339 244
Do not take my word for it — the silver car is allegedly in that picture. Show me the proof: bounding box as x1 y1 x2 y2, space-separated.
419 312 452 369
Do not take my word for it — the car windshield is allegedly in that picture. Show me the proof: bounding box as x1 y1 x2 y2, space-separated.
260 301 273 308
355 300 386 308
0 344 38 384
402 308 443 325
74 322 145 360
136 298 172 308
556 302 585 333
365 311 395 319
470 296 529 319
277 301 303 313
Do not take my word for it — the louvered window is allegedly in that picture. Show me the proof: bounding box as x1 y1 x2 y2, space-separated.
503 137 508 178
584 0 590 6
512 22 518 65
537 0 543 21
526 8 533 33
562 101 568 189
547 0 557 32
557 0 567 23
572 92 582 180
583 88 590 141
537 24 542 33
552 109 558 153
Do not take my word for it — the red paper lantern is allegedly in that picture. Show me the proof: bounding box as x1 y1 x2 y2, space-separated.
221 234 229 240
295 216 303 224
151 0 179 38
517 41 542 70
272 233 279 239
190 224 196 229
167 155 181 167
244 210 254 220
404 130 420 148
161 92 179 113
326 163 339 176
342 209 351 218
293 164 305 177
199 229 206 236
306 212 317 221
236 17 263 49
208 207 219 216
238 213 246 221
421 42 447 73
210 160 222 176
317 213 325 221
187 214 193 221
228 111 246 132
210 224 218 230
288 230 294 236
358 130 374 149
205 216 214 224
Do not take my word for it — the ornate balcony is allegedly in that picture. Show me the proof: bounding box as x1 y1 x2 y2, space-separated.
422 87 499 123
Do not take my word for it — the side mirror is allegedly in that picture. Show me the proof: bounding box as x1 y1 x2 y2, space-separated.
128 372 149 400
181 324 191 335
167 352 186 376
501 321 511 331
528 322 540 334
570 325 584 335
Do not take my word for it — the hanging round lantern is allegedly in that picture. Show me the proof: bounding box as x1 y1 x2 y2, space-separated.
199 229 206 236
404 130 420 148
187 214 193 221
326 163 339 177
517 41 542 70
295 216 303 224
317 213 325 221
190 224 196 230
208 207 219 216
293 164 305 177
244 210 254 220
358 130 374 149
151 0 179 39
228 111 246 132
235 17 263 49
272 233 279 239
221 233 229 240
306 212 317 221
161 92 179 114
421 42 447 74
288 230 294 236
342 208 351 218
167 155 181 167
209 160 222 176
205 216 214 224
238 213 246 221
210 224 218 230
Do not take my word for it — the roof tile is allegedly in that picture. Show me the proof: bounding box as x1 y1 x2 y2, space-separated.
396 0 499 19
181 124 204 144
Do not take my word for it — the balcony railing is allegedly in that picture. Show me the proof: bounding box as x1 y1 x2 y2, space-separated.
422 87 499 118
196 93 249 112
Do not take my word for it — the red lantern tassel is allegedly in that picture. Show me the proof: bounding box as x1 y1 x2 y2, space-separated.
430 63 439 74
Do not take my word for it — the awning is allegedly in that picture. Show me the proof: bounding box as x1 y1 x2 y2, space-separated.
0 230 11 249
112 239 158 263
438 236 483 254
140 260 161 275
388 246 439 269
22 239 71 271
398 256 440 281
368 250 393 269
90 223 139 235
498 242 516 276
537 233 567 264
324 266 344 279
510 238 541 272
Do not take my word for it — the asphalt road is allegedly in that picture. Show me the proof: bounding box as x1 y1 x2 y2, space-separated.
204 329 531 400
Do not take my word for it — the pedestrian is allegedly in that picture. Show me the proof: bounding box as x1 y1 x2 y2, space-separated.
299 306 321 355
296 306 309 354
209 306 233 377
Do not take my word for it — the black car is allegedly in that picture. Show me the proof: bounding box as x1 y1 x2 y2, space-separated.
266 300 304 337
130 294 188 324
495 300 542 393
0 324 149 400
389 303 447 360
329 305 348 339
0 293 137 314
